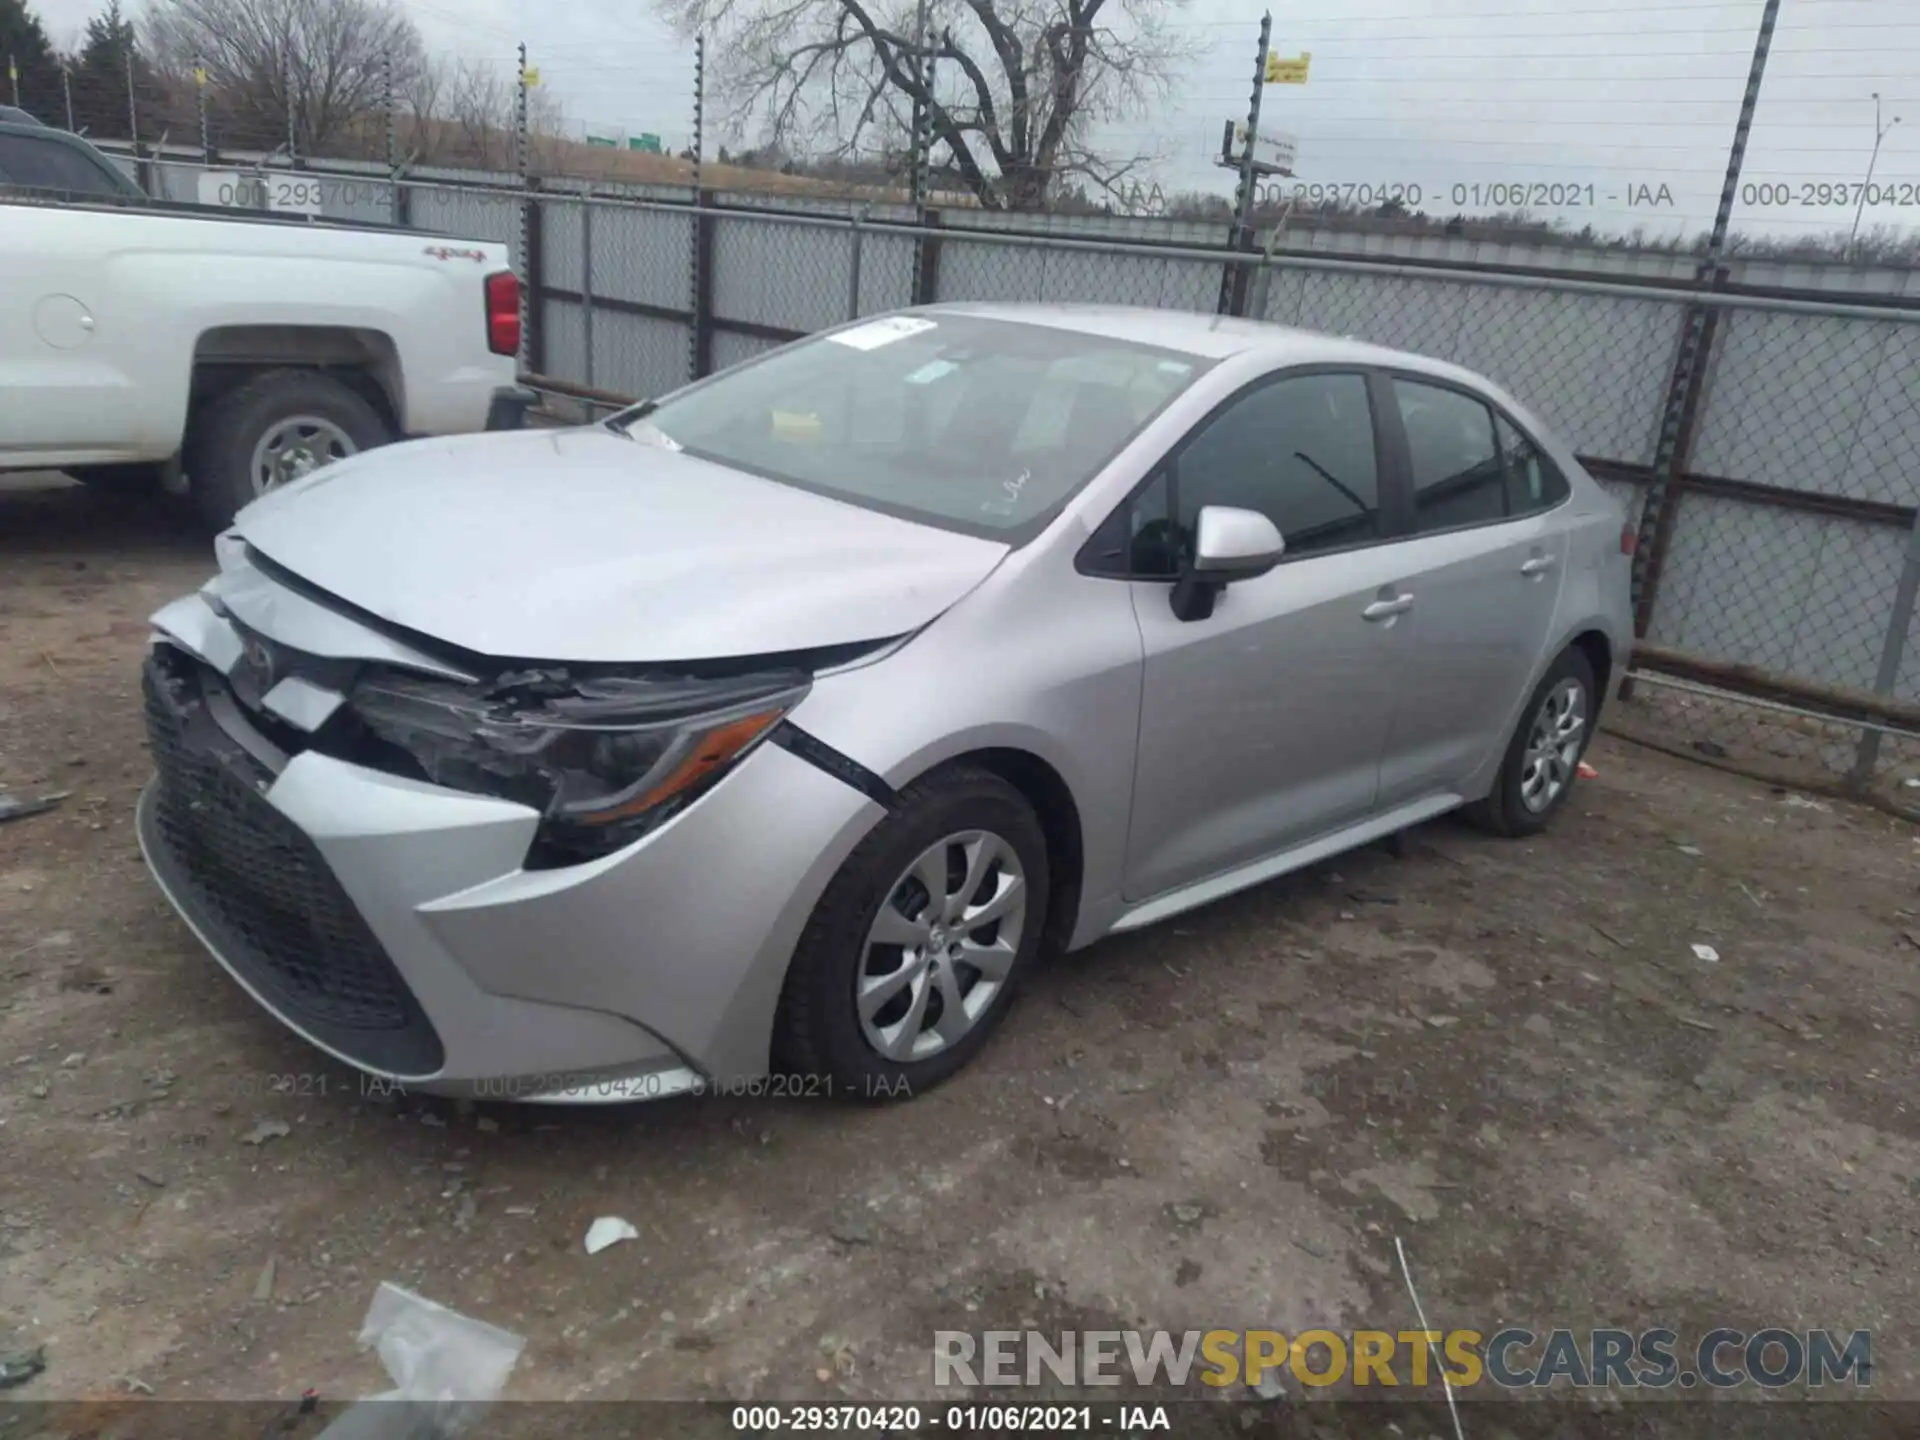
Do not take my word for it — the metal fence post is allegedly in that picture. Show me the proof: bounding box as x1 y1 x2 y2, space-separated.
580 197 596 388
687 35 708 383
196 55 211 164
516 43 532 369
524 181 547 375
1848 513 1920 789
913 207 943 306
1631 0 1777 639
847 204 868 321
1217 12 1271 317
691 190 715 379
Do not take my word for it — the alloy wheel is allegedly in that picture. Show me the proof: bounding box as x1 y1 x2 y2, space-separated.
856 830 1027 1063
1519 676 1587 814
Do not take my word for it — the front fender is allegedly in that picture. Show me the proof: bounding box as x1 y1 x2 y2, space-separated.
788 567 1147 950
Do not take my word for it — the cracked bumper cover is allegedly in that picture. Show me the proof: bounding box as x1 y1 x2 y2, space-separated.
138 596 885 1101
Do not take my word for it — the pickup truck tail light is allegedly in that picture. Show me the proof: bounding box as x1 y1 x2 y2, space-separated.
1620 522 1638 555
484 271 522 357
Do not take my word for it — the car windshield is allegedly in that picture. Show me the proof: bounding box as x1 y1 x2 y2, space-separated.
626 314 1212 536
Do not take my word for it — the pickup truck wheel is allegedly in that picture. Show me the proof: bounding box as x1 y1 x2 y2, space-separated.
187 369 391 528
65 463 165 496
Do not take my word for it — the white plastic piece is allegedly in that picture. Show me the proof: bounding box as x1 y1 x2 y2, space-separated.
316 1282 525 1439
584 1216 639 1255
827 316 937 350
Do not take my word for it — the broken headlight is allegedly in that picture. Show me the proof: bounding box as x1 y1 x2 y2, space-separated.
348 666 811 866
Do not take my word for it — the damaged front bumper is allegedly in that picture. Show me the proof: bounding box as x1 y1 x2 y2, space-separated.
136 555 883 1101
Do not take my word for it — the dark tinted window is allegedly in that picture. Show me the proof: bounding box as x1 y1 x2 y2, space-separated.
1173 373 1381 561
1394 379 1508 532
0 133 128 197
1496 413 1571 513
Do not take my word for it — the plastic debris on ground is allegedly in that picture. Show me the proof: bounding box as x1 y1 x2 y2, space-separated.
243 1119 292 1146
584 1216 639 1255
0 791 69 824
1691 944 1720 964
1576 761 1599 780
0 1345 46 1389
316 1282 525 1440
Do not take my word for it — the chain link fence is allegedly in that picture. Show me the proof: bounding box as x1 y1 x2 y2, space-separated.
36 143 1920 811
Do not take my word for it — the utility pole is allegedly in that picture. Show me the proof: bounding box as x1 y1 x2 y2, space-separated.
1849 92 1901 258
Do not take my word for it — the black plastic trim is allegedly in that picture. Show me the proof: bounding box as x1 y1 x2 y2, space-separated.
485 385 539 431
771 723 896 809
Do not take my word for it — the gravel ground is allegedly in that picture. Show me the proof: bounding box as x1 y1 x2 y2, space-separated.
1 474 1915 1429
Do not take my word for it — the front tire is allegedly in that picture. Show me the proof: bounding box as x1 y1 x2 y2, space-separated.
774 765 1049 1100
1467 646 1596 837
186 368 391 529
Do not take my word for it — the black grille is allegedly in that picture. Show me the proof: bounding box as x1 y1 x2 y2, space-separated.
141 651 444 1076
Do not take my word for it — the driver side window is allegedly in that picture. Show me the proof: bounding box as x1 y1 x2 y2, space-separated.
1171 372 1381 569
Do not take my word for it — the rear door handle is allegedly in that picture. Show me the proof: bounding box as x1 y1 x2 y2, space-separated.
1362 595 1414 622
1520 555 1557 576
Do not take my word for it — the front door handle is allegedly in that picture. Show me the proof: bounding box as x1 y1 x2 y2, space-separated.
1362 595 1414 622
1520 555 1558 576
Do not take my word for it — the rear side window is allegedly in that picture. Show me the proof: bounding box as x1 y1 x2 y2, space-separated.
1496 413 1572 514
0 133 128 198
1392 378 1507 532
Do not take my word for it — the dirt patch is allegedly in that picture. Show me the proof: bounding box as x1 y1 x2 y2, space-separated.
2 474 1915 1412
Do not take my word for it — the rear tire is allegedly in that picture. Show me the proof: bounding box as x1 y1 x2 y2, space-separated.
1467 646 1596 838
186 368 391 529
773 765 1049 1101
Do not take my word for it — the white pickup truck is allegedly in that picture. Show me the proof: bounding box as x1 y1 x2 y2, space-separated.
1 121 532 526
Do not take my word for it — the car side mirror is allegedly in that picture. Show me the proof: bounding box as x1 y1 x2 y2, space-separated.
1170 506 1285 621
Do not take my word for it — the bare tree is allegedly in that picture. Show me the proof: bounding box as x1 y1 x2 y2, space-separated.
405 55 561 170
660 0 1199 210
145 0 425 155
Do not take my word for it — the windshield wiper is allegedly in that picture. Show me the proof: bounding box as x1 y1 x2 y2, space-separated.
1294 451 1370 516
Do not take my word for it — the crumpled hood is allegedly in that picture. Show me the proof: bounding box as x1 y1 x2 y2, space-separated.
232 427 1010 663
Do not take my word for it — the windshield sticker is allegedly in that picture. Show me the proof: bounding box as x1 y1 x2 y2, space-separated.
905 359 958 385
828 316 938 351
1157 359 1193 375
771 410 823 441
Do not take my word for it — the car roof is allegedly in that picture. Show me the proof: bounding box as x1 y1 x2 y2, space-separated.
923 300 1482 382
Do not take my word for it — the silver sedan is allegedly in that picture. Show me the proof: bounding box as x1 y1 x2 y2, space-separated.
138 304 1633 1102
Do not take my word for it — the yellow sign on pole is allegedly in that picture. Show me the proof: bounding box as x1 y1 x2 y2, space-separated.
522 66 542 87
194 66 210 86
1264 50 1311 84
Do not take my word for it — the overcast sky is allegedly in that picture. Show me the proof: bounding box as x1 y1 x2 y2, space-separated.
28 0 1919 238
